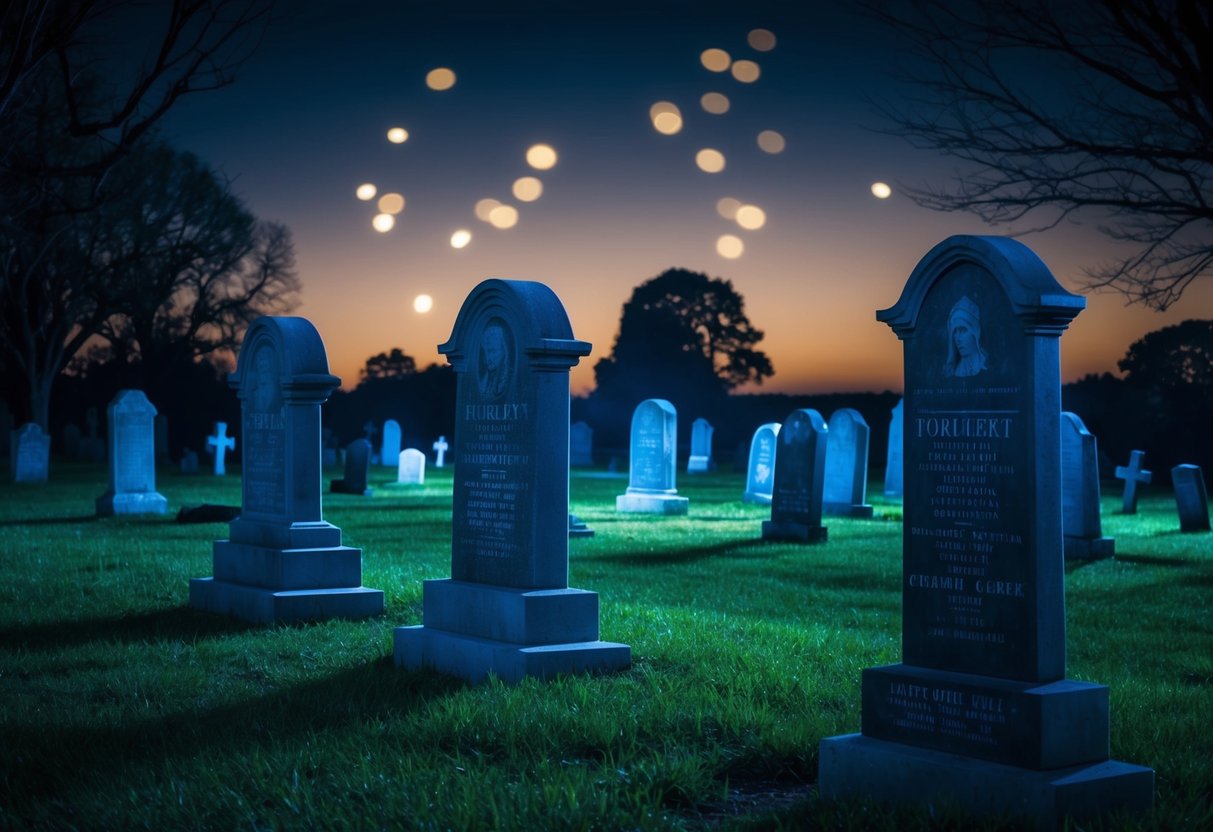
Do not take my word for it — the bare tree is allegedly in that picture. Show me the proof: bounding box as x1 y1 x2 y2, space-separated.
866 0 1213 310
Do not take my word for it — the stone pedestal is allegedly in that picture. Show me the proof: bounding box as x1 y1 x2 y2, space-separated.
1063 535 1115 560
97 491 167 516
616 489 689 515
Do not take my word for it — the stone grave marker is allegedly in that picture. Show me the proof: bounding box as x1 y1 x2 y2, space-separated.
395 279 630 683
1061 412 1113 559
570 421 594 467
687 417 714 473
397 448 425 485
568 513 594 538
818 236 1153 825
1114 450 1152 514
1171 464 1210 532
11 423 50 483
884 398 904 497
180 448 199 473
190 316 383 623
381 419 401 468
432 435 449 467
823 408 874 518
743 422 780 505
96 390 167 516
206 422 235 475
761 409 828 542
63 424 82 459
616 399 689 514
330 439 372 495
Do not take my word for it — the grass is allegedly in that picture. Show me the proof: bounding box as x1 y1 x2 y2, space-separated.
1 461 1210 830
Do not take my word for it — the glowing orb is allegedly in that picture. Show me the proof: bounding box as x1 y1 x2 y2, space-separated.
488 204 519 229
716 197 741 220
735 204 767 230
700 92 730 114
871 181 893 199
474 198 502 222
526 143 558 170
513 176 543 202
649 101 683 135
377 192 405 214
372 213 395 232
450 229 472 249
386 127 408 143
748 29 777 52
716 234 744 259
757 130 786 154
426 68 456 91
731 60 761 83
413 294 434 313
355 183 377 201
695 148 726 173
701 48 731 72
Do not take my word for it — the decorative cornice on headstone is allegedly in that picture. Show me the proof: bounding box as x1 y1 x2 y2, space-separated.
229 317 340 402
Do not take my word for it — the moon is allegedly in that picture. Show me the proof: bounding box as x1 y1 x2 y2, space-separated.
413 294 433 314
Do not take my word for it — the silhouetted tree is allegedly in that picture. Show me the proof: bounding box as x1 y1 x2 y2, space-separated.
360 348 418 383
1118 319 1213 393
866 0 1213 310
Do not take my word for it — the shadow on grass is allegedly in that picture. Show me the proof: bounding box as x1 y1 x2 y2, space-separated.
585 538 774 566
0 513 100 527
1111 553 1197 567
0 605 260 652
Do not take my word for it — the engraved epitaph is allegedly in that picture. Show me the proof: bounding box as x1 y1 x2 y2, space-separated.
96 390 167 516
616 399 689 514
823 408 874 518
761 409 828 542
743 422 780 505
1061 412 1114 559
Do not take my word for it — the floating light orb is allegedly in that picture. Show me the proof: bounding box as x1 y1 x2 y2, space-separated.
757 130 786 154
716 197 742 220
871 181 893 199
700 92 730 114
474 198 502 222
735 204 767 230
716 234 744 259
701 48 731 72
426 67 456 91
649 101 683 135
377 192 405 214
731 60 761 83
355 183 377 201
386 127 408 143
513 176 543 202
748 29 777 52
413 294 433 313
372 213 395 232
526 143 558 170
450 229 472 249
488 204 519 229
695 148 726 173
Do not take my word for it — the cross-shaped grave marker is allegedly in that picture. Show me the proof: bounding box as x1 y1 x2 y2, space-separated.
432 435 449 468
1114 449 1152 514
206 421 236 476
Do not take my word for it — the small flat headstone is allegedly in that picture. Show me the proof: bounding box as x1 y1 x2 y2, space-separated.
11 423 50 483
180 448 199 473
1171 464 1211 532
686 417 714 473
396 448 425 485
743 422 780 505
331 439 372 495
381 419 401 468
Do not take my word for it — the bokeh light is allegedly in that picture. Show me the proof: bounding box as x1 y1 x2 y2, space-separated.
695 148 726 173
731 60 761 83
377 192 405 214
716 197 741 220
474 198 502 222
386 127 408 144
372 213 395 232
716 234 744 259
513 176 543 202
488 204 519 229
700 92 730 114
426 68 456 91
413 294 433 313
649 101 683 135
355 183 377 201
757 130 786 154
450 229 472 249
700 48 731 72
871 182 893 199
526 143 558 170
735 204 767 230
747 29 777 51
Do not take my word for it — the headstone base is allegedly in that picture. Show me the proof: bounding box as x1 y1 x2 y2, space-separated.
330 479 372 496
96 491 168 516
616 491 689 515
761 519 827 543
743 491 773 506
210 540 364 589
687 456 710 473
189 578 384 623
569 515 595 538
1064 535 1115 561
825 502 874 518
818 733 1153 830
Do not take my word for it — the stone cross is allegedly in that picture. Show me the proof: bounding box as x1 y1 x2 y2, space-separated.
206 422 236 476
432 435 448 467
1114 450 1152 514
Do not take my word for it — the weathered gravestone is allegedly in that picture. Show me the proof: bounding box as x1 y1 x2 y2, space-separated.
761 409 828 542
824 408 874 518
381 419 401 468
616 399 689 514
1171 464 1210 532
190 316 383 623
180 448 199 474
570 421 594 467
818 236 1153 825
743 422 780 505
395 279 630 683
1114 450 1152 514
884 398 904 497
432 435 449 467
206 422 235 476
63 424 82 459
1061 412 1113 559
687 417 714 473
11 423 50 483
397 448 425 485
96 390 167 516
330 439 372 495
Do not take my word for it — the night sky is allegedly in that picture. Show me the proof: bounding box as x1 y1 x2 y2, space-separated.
158 1 1212 395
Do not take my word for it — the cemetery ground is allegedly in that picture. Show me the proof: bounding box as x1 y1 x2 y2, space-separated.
2 465 1210 831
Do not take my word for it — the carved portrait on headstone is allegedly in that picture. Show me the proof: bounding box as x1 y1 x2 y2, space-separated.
943 295 988 378
249 345 282 413
476 319 513 401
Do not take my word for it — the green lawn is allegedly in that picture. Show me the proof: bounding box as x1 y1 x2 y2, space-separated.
1 462 1210 830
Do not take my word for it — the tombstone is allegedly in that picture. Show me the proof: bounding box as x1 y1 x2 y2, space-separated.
1171 464 1211 532
10 423 50 483
381 419 401 468
823 408 874 518
1114 450 1152 514
817 236 1153 825
397 448 425 485
180 448 200 474
615 399 689 514
1061 412 1114 559
569 421 594 467
321 427 338 467
686 417 714 473
96 390 168 516
206 422 235 476
884 398 904 497
432 435 449 467
761 409 828 543
330 439 372 495
568 513 594 538
190 316 383 623
743 422 780 505
395 279 630 683
63 424 82 459
154 413 169 461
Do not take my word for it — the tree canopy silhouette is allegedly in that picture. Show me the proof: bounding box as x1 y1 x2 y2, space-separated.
1119 319 1213 393
359 348 418 383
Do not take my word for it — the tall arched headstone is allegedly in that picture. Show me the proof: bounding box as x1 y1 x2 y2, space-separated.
381 419 401 468
818 236 1152 825
1061 412 1113 559
823 408 874 518
616 399 689 514
884 398 904 498
761 409 828 543
686 417 714 473
96 390 167 516
394 279 630 683
190 316 384 623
